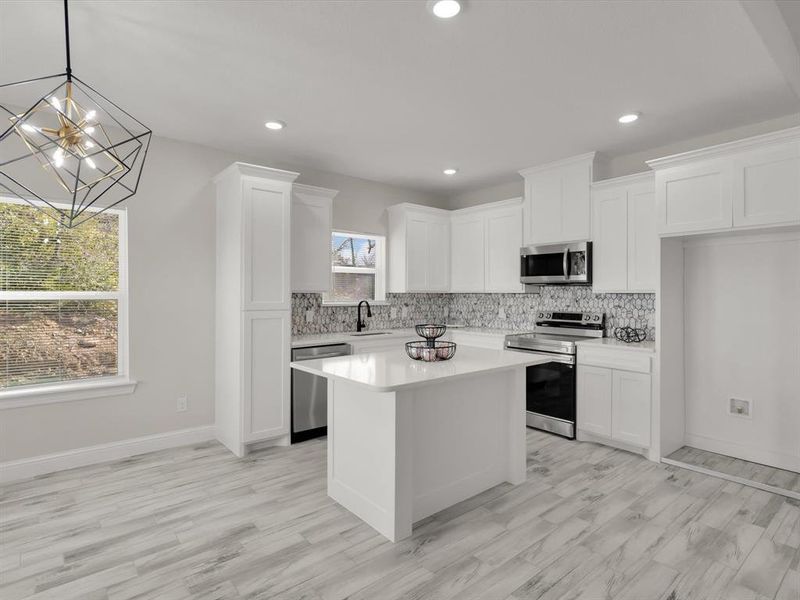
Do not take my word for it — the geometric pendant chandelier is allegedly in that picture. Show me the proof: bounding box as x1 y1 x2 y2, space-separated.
0 0 151 228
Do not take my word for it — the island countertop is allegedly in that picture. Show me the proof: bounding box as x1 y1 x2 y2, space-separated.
290 345 553 392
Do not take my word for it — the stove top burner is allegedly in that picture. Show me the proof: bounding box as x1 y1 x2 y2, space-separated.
504 310 606 355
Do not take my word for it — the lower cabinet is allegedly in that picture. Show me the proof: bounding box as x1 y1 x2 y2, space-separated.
611 370 651 447
576 349 652 450
576 365 613 437
243 311 291 443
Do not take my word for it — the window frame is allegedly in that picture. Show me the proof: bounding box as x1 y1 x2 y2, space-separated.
0 196 135 408
322 230 387 306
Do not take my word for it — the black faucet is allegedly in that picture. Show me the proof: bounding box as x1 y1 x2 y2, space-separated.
356 300 372 332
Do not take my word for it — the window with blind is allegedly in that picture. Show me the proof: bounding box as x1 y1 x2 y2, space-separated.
0 199 127 390
322 232 386 304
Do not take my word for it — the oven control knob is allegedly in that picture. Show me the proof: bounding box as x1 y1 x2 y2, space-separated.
593 315 600 321
538 312 544 319
545 312 551 319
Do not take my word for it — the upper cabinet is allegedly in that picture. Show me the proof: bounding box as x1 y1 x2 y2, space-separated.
484 202 525 293
450 199 524 293
291 184 336 293
215 163 297 312
591 173 657 293
450 212 486 292
648 127 800 237
519 152 596 245
387 204 450 293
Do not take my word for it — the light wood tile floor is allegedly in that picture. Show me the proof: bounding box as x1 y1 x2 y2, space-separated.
666 445 800 495
2 430 799 600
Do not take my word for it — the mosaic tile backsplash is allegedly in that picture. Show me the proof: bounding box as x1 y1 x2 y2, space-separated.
292 293 450 335
292 288 656 340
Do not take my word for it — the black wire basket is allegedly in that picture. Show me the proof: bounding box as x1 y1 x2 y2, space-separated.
415 324 447 347
405 340 457 362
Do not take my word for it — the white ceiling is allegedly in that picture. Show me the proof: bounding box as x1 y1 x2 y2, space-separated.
1 0 799 194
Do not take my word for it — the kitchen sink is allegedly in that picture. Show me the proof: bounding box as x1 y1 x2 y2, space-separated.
348 331 392 337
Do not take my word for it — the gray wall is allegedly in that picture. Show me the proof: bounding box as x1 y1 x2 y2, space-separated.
1 135 446 463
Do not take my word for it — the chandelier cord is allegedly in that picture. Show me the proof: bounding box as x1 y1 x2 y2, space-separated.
63 0 72 80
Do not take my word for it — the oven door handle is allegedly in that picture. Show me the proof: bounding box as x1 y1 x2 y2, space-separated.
562 248 570 280
508 348 576 365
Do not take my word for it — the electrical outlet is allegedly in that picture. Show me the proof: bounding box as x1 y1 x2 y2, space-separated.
729 398 751 419
176 395 188 412
390 307 398 319
305 309 315 324
402 306 409 318
498 306 506 320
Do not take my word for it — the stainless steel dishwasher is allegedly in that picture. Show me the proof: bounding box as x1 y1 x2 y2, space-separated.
291 343 351 443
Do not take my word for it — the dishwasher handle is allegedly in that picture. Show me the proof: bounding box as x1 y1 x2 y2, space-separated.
292 343 352 361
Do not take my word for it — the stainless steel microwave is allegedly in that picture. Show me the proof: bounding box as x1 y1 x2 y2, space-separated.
520 242 592 285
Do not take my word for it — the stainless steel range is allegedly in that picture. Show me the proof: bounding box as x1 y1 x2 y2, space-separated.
505 311 605 439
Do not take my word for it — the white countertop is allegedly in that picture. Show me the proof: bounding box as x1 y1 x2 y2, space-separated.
575 337 656 353
290 345 552 392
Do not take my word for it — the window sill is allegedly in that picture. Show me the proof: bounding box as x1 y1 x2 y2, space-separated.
0 377 138 410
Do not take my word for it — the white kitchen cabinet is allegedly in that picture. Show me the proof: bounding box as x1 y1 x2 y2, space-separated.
591 173 656 293
485 204 524 292
653 159 733 236
648 127 800 236
612 370 652 447
243 311 291 442
627 183 658 292
576 365 613 438
519 152 595 245
448 199 524 293
291 183 336 293
387 204 450 293
450 213 486 292
577 346 653 452
732 140 800 228
214 162 298 457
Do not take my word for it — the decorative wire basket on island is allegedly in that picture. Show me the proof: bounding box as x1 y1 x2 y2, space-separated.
406 324 457 362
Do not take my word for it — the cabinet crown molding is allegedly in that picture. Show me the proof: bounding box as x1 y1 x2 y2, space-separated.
591 171 654 190
387 202 451 216
646 126 800 170
213 162 300 184
518 151 597 177
450 197 522 216
292 183 339 199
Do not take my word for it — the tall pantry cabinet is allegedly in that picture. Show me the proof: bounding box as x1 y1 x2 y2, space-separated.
213 163 299 457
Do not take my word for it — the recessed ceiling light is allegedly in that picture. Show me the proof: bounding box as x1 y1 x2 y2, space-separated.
443 168 458 176
618 113 640 124
430 0 461 19
265 120 286 130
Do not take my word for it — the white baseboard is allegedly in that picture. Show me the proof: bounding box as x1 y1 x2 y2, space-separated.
0 425 216 484
684 433 799 473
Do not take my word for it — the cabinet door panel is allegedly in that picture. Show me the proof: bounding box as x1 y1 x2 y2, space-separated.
244 311 290 441
561 161 593 242
733 142 800 228
656 161 733 235
291 194 332 292
485 206 523 292
529 172 561 244
427 218 450 291
592 189 628 292
577 365 612 437
451 215 486 292
627 187 657 292
612 370 651 447
406 217 428 292
244 181 291 309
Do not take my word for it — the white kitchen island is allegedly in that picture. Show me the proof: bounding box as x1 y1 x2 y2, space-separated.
290 345 552 541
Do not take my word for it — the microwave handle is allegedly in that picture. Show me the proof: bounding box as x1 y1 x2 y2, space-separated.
562 248 570 280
